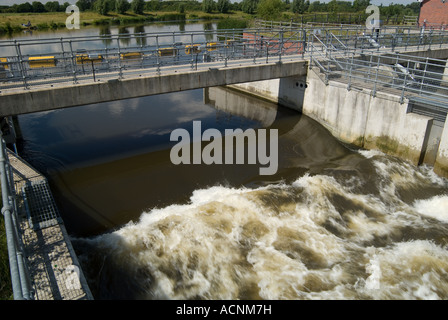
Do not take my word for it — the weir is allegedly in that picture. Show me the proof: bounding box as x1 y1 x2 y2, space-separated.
2 24 448 299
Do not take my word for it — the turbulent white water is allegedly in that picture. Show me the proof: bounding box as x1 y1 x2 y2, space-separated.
75 151 448 300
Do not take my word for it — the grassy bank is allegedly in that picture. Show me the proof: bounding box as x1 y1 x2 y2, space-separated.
0 10 251 35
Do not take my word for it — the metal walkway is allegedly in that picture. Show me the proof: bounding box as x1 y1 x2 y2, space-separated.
1 135 93 300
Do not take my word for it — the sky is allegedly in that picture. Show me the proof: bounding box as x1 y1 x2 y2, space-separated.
0 0 420 7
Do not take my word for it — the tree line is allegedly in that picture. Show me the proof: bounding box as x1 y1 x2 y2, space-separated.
0 0 421 18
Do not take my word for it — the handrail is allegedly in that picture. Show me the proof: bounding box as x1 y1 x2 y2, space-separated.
307 30 448 104
0 131 33 300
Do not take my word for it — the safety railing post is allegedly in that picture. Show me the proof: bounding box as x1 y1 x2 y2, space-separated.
117 37 123 79
156 35 161 74
253 30 257 64
224 33 228 68
190 33 194 69
347 53 354 90
14 41 27 90
59 37 66 75
279 28 283 63
419 57 429 95
0 135 22 300
401 71 407 104
309 34 314 69
68 40 77 84
373 56 380 97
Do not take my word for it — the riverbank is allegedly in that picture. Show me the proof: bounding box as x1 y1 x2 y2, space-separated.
0 10 251 36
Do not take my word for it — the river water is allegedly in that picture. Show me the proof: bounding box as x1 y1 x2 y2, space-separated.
12 23 448 300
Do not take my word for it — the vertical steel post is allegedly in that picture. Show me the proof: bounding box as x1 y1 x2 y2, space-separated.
279 28 283 63
190 33 194 70
117 37 123 79
253 30 257 64
373 55 380 97
0 134 23 300
420 57 429 95
59 37 66 74
347 53 354 90
14 41 27 90
68 40 77 84
225 33 228 68
401 71 407 104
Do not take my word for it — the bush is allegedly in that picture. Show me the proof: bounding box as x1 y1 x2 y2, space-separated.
257 0 284 20
217 18 248 30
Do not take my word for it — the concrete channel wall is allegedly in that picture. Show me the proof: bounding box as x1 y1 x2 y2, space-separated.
231 66 448 178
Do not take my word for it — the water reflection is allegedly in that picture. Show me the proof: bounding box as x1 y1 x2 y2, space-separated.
0 22 218 56
99 25 112 46
118 27 131 46
18 87 274 236
203 22 214 42
134 25 146 47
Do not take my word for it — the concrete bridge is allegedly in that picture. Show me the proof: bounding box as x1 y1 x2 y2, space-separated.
0 57 308 117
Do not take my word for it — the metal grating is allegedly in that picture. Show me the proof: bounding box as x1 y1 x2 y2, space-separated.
22 180 62 230
408 95 448 124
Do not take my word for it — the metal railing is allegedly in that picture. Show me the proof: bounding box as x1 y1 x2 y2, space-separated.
1 24 448 93
308 31 448 106
0 131 34 300
0 27 306 91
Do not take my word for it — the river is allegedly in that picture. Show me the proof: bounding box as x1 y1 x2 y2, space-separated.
11 22 448 300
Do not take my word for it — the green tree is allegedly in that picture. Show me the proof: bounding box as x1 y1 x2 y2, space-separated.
217 0 230 13
202 0 215 13
115 0 130 13
16 2 33 13
130 0 144 14
94 0 109 15
257 0 284 20
328 0 338 13
291 0 307 14
178 2 185 13
32 1 46 12
145 0 161 11
241 0 258 14
353 0 370 12
44 1 60 12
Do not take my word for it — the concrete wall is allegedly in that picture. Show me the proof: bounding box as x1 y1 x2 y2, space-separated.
230 75 307 112
231 68 437 168
435 119 448 177
303 69 433 165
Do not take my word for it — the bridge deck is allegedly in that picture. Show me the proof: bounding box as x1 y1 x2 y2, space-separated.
8 150 93 300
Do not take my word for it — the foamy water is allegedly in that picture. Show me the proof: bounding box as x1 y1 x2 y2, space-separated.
75 153 448 300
